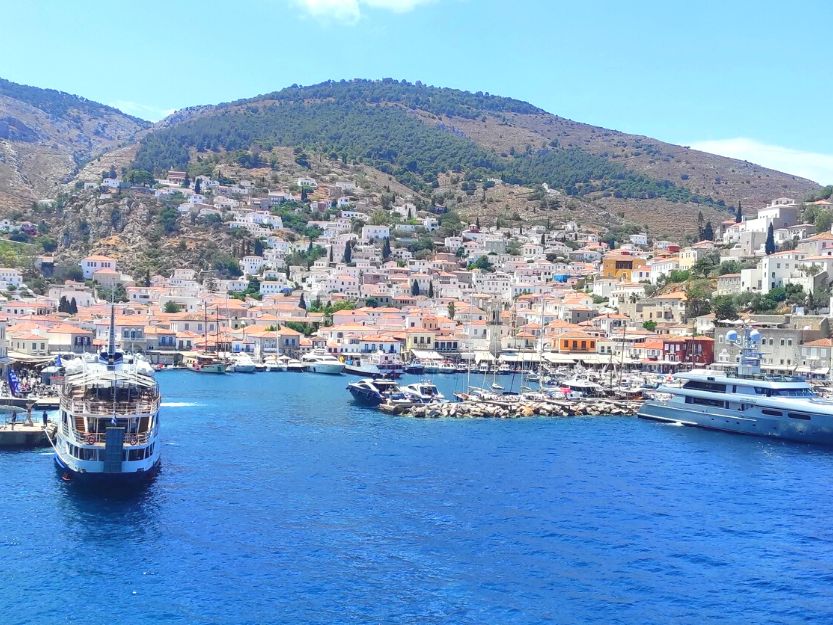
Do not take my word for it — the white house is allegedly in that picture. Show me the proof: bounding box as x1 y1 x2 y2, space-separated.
79 255 117 280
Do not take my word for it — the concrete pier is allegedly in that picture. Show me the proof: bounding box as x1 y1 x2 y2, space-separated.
0 423 57 449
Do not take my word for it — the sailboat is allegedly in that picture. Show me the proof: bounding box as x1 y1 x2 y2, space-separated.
187 301 226 373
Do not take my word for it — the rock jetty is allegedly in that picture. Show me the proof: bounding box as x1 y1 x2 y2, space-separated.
383 399 642 419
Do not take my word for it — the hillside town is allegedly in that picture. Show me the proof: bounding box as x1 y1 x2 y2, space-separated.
2 167 833 382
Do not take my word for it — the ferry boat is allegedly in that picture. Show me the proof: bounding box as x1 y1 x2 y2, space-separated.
347 378 404 405
53 310 161 483
638 327 833 446
301 350 346 375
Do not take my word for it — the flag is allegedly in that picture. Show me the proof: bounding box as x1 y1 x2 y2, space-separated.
7 369 21 398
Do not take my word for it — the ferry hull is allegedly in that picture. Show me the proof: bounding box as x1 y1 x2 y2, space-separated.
54 453 161 485
638 401 833 447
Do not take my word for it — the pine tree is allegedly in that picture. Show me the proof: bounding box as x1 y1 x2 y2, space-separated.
428 282 434 298
735 201 742 223
765 223 776 255
411 280 420 296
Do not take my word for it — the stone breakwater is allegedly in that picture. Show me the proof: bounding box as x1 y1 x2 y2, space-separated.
385 399 643 419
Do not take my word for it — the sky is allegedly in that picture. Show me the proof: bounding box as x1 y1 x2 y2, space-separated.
2 0 831 184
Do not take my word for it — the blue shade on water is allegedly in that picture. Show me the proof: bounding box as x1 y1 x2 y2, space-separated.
2 371 833 625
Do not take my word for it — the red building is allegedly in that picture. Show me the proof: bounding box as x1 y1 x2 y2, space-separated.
661 336 714 366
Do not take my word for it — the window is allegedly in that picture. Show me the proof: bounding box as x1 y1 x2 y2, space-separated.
788 412 811 420
762 409 783 417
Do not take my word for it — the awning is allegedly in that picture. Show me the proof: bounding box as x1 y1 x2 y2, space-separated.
796 366 812 374
474 351 496 362
499 353 541 363
410 349 443 360
813 367 830 375
8 352 54 365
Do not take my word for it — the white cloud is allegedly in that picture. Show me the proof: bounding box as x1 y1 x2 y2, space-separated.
109 100 176 122
290 0 434 23
688 138 833 185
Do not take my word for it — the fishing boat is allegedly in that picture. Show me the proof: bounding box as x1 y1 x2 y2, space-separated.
301 350 345 374
404 362 425 375
53 308 161 484
346 378 404 406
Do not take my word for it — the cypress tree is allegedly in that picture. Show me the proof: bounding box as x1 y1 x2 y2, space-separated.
428 282 434 298
735 201 742 223
342 241 352 264
765 223 776 255
382 237 391 260
299 293 306 310
703 221 714 241
411 280 420 296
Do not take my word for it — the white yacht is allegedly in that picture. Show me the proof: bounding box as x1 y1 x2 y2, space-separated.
53 310 161 483
229 353 257 373
301 350 345 375
639 327 833 446
401 381 445 403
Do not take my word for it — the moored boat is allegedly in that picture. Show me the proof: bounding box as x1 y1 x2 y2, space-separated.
302 350 345 374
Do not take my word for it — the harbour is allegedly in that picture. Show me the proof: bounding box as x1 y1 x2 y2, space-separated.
2 369 833 624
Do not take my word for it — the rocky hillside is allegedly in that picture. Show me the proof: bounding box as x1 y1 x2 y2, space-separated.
0 77 149 210
129 79 821 236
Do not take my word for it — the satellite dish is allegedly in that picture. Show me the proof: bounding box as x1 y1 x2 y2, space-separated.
726 330 738 343
749 329 762 343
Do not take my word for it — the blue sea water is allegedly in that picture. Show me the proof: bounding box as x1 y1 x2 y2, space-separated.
2 371 833 625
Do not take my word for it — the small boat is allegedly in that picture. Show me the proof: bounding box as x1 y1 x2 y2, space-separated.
497 363 512 375
478 362 490 373
347 378 404 406
437 362 456 374
455 363 468 373
401 381 445 403
404 363 425 375
301 350 345 375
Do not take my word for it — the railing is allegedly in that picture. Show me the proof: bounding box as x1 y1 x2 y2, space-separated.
60 398 159 416
67 428 153 446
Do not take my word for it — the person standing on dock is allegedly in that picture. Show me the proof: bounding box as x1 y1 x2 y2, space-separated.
42 411 48 426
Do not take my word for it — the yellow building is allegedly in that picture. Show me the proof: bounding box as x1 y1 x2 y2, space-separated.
601 253 646 281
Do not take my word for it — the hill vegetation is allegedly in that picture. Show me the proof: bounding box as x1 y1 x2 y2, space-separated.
133 80 722 208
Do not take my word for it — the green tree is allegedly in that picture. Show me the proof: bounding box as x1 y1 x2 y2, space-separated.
642 320 657 331
381 237 391 261
342 241 352 264
411 280 421 296
735 201 742 223
299 293 306 310
164 301 182 313
428 281 434 298
448 301 456 319
194 178 201 194
765 223 776 255
712 295 738 321
702 221 714 241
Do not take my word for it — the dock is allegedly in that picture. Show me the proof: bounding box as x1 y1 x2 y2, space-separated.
380 398 643 419
0 423 57 448
0 396 60 410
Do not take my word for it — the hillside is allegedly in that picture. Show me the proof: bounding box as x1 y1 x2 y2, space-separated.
0 77 150 210
130 79 821 236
